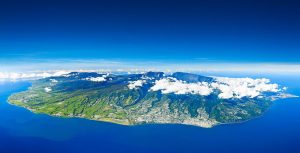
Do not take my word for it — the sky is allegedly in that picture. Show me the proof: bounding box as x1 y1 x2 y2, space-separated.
0 0 300 73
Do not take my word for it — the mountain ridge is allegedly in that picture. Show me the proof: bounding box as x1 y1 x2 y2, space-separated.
8 71 293 128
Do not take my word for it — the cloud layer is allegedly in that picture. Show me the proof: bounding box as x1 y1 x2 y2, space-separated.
83 74 110 82
44 87 52 92
0 70 284 99
0 71 70 81
128 80 146 89
84 77 106 82
212 77 280 99
150 78 212 96
149 77 282 99
2 59 300 74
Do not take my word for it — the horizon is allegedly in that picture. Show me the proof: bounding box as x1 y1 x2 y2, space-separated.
1 58 300 74
1 0 300 72
1 1 300 153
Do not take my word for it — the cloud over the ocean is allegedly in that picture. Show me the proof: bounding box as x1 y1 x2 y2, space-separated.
0 71 70 81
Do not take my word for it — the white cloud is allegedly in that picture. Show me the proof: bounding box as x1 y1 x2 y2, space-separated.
150 78 213 96
213 77 279 99
0 69 284 99
84 73 109 82
141 75 155 80
84 77 106 82
50 79 58 83
150 77 281 99
0 70 112 81
2 58 300 74
128 80 146 89
0 71 69 81
44 87 52 92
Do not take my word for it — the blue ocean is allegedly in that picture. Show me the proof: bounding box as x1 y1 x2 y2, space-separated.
0 75 299 153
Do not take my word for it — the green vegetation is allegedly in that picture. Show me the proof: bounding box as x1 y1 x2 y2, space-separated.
8 72 277 128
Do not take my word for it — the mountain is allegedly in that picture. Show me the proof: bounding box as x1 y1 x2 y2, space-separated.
8 72 294 128
171 72 214 83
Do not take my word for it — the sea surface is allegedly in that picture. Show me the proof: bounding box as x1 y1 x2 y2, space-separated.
0 75 300 153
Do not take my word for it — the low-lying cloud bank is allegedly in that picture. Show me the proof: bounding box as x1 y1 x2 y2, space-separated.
0 70 286 99
149 77 283 99
83 74 109 82
0 70 105 81
213 77 279 99
128 80 146 89
150 78 212 96
2 59 300 74
0 71 70 81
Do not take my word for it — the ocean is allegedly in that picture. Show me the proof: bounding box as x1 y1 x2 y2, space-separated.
0 75 299 153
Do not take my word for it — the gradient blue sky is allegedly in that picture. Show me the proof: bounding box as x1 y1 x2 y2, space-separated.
1 0 300 72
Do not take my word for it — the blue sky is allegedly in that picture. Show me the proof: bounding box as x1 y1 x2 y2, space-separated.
0 0 300 72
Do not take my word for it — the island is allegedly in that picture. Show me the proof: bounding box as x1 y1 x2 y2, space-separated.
8 72 296 128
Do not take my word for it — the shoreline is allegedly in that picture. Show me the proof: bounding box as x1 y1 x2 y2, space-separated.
6 96 299 129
